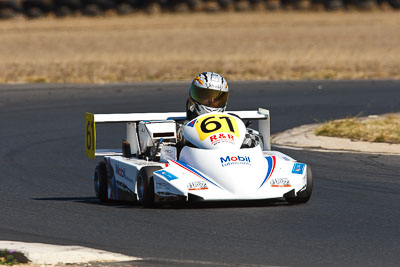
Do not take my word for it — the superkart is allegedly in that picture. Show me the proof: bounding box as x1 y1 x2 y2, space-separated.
85 108 312 207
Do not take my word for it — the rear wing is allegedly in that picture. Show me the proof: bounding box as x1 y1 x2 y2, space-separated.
85 108 270 159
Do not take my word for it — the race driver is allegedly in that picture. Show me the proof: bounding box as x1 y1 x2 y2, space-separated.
178 71 263 149
121 72 262 160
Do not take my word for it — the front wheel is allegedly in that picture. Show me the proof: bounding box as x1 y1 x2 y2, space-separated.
285 165 313 204
137 166 161 208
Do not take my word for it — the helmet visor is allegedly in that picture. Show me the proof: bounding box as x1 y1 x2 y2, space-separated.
190 86 229 108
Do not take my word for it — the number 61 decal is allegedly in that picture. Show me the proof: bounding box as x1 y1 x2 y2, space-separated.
85 112 96 159
195 114 240 141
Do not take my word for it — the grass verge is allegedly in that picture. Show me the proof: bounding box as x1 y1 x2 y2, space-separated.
0 11 399 83
314 113 400 144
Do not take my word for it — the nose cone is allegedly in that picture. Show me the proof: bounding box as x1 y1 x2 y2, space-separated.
216 163 267 196
179 146 269 198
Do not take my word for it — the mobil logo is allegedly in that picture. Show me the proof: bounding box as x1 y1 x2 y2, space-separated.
220 155 250 163
220 155 251 167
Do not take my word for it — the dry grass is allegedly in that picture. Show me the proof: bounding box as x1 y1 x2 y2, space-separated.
0 11 399 83
314 114 400 144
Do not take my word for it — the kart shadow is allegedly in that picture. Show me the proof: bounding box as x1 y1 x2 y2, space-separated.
170 199 290 210
32 197 137 208
33 197 296 209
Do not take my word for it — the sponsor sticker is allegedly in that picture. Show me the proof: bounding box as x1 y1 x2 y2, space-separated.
187 181 208 190
155 170 179 181
115 164 133 183
270 178 291 187
220 155 251 167
210 133 235 145
292 163 305 174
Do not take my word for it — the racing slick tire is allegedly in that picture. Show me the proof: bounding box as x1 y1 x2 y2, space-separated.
94 161 108 202
137 166 161 208
285 165 313 204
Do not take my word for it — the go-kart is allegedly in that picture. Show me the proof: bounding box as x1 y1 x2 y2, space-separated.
85 108 312 208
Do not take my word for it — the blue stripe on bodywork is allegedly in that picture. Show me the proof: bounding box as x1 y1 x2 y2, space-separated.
259 156 278 189
174 160 222 189
258 156 273 189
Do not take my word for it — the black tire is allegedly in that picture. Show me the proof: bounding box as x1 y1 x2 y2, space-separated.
218 0 234 10
172 2 190 12
82 4 102 16
55 5 72 17
285 165 313 204
387 0 400 8
0 8 17 19
94 161 108 202
356 0 375 10
116 3 133 15
265 0 281 10
25 7 43 18
145 2 161 14
137 166 161 208
324 0 343 10
235 0 251 11
294 0 311 9
188 0 203 11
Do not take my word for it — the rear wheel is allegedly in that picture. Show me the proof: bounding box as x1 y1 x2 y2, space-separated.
94 161 108 202
137 166 161 208
285 165 313 204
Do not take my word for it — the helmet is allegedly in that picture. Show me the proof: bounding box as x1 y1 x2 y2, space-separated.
186 72 229 120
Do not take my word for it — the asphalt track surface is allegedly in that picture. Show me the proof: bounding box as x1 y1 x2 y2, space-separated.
1 80 399 267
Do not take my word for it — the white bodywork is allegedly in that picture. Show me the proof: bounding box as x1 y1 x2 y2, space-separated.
86 109 308 204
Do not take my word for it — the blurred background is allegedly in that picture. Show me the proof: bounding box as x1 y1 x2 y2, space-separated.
0 0 399 83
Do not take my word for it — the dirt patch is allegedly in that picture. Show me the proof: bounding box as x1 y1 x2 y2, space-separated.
0 12 399 83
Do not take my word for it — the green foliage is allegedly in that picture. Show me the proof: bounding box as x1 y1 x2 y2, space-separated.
0 250 18 265
0 249 29 265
